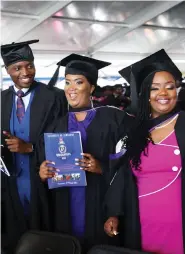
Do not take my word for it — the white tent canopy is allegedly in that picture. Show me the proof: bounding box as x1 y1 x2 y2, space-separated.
1 1 185 89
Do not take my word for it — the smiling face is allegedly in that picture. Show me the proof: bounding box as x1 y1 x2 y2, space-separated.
6 61 35 89
64 74 95 108
150 71 177 118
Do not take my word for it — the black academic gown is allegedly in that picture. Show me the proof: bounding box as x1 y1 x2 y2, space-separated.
178 88 185 111
49 87 68 117
105 111 185 252
36 106 133 252
1 81 66 254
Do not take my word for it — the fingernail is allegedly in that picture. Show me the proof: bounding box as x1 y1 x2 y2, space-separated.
80 167 83 170
75 163 79 166
113 231 118 235
81 153 84 155
75 158 79 161
51 162 55 165
56 169 60 172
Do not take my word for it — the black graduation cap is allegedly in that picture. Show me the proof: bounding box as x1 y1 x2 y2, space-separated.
1 39 39 67
48 53 111 88
118 49 182 113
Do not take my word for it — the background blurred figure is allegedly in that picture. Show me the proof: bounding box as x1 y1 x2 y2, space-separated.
102 84 130 109
92 85 106 107
113 84 124 97
103 85 114 97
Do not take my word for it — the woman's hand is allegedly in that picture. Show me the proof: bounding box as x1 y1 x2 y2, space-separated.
75 153 102 174
39 160 58 181
104 217 119 237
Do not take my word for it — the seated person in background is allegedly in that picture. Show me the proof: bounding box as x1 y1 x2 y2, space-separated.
102 84 130 109
91 85 106 107
103 85 114 97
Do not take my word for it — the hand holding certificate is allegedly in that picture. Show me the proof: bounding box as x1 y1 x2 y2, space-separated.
75 153 102 174
43 132 87 189
39 160 57 180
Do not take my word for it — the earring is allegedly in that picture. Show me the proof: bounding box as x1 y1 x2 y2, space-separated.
90 95 94 109
149 99 151 102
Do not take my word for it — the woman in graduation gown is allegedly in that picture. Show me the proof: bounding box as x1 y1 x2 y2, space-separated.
37 54 133 252
104 49 185 254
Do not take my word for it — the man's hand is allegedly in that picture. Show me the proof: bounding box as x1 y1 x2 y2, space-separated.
3 131 33 154
104 217 119 237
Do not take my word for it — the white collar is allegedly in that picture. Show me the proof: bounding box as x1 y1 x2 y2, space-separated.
13 85 29 94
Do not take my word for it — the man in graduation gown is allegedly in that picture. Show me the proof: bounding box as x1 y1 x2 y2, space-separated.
1 40 66 254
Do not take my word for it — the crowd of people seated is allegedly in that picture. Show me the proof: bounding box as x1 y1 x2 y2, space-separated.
92 84 131 110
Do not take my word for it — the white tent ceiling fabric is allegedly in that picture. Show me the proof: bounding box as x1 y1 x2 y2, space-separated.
1 1 185 88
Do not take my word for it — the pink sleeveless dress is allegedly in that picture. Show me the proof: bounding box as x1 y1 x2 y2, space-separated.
133 130 184 254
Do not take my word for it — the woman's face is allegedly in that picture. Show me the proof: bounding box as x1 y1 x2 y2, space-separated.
64 74 95 108
150 71 177 118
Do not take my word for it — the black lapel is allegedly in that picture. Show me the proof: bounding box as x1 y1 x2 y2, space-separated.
54 114 68 133
29 83 54 142
1 88 14 132
175 111 185 160
175 111 185 250
51 114 71 233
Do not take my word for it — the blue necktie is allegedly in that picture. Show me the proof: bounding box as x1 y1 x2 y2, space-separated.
16 90 25 123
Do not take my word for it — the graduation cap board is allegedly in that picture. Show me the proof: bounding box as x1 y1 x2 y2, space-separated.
118 49 182 113
119 49 182 95
48 53 111 88
1 39 39 67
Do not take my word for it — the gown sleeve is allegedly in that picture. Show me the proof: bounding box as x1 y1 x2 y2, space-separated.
30 134 52 231
104 160 128 218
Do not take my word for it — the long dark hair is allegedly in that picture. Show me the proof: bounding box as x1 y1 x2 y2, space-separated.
125 73 155 170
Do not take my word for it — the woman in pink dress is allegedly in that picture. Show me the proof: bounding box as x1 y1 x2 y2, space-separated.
104 49 185 254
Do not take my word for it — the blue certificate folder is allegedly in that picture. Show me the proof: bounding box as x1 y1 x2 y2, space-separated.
44 132 87 189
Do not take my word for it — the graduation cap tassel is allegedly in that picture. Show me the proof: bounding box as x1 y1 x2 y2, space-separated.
129 68 139 115
47 65 60 89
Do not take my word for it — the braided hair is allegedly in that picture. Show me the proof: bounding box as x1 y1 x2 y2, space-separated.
125 73 155 170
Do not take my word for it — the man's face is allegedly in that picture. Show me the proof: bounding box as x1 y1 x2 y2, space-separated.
115 87 123 95
6 61 35 89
